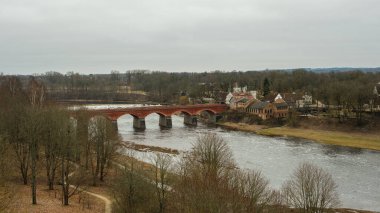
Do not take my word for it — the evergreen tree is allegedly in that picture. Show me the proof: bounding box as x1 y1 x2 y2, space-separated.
263 78 270 96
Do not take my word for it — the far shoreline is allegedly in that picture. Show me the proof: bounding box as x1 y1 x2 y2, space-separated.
217 122 380 152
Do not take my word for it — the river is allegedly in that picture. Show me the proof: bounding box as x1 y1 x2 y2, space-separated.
85 105 380 211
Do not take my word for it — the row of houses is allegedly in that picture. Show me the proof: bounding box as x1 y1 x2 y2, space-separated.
225 85 312 120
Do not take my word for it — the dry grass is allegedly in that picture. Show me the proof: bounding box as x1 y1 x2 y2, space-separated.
217 122 267 132
257 127 380 151
4 183 105 213
218 122 380 151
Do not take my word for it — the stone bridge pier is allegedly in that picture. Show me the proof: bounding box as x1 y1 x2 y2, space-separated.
184 114 197 126
206 114 216 124
159 115 172 128
111 120 118 131
133 117 146 130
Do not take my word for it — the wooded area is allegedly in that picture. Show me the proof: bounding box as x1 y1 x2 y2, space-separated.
2 69 378 106
0 77 119 208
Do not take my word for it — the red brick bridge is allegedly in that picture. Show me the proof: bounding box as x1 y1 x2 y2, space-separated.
87 104 228 130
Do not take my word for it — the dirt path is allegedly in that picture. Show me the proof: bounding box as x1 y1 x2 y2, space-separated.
68 184 112 213
68 166 112 213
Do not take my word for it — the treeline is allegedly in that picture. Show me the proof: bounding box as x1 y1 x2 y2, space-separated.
32 70 379 126
0 77 119 207
2 69 378 105
115 134 340 213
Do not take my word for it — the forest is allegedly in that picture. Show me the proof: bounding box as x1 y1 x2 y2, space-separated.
2 69 376 106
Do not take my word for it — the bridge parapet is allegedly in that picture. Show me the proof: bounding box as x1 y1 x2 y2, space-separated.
71 104 228 130
88 104 228 120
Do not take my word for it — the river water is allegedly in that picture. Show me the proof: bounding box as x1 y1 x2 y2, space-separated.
115 113 380 212
83 105 379 211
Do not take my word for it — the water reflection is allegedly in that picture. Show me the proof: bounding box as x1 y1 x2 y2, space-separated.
282 137 313 147
322 144 363 156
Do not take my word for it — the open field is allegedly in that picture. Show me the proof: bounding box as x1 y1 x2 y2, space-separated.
218 122 380 151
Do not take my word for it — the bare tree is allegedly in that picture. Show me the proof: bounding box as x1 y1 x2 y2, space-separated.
75 109 91 169
0 135 14 211
152 153 172 213
59 116 85 205
282 162 340 213
89 116 119 185
7 105 30 185
242 170 272 212
112 151 156 213
27 77 46 108
0 79 30 185
190 133 235 182
24 78 47 204
23 107 44 204
175 133 236 212
227 169 275 213
42 108 67 190
175 133 277 213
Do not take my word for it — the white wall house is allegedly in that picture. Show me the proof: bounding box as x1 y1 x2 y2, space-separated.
225 92 234 104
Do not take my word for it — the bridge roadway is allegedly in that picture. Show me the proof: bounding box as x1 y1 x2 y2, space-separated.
84 104 228 130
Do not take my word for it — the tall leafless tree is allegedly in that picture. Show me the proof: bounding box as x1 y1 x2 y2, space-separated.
89 116 119 186
112 151 156 213
282 162 340 213
0 135 14 211
153 153 172 213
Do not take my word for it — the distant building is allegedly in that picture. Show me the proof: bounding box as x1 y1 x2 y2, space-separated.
273 98 289 118
246 101 274 120
230 97 251 110
271 92 313 109
225 83 257 110
246 99 288 120
296 94 313 108
251 92 289 119
374 83 380 96
281 92 300 109
373 82 380 110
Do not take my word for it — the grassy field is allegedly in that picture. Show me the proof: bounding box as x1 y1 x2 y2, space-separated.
219 122 380 151
257 127 380 151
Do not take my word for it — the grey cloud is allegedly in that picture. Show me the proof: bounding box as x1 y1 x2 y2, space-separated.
0 0 379 74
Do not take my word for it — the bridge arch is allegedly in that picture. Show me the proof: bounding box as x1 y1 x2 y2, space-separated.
143 111 169 117
195 109 217 115
170 109 193 116
196 109 218 124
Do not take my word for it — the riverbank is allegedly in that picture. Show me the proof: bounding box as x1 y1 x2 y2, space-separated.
122 141 180 154
218 122 380 151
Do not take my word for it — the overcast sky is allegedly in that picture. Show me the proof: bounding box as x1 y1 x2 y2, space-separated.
1 0 379 74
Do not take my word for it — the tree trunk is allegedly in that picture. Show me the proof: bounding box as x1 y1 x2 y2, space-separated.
31 141 37 205
100 160 105 182
62 158 70 206
94 140 100 186
21 165 28 185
